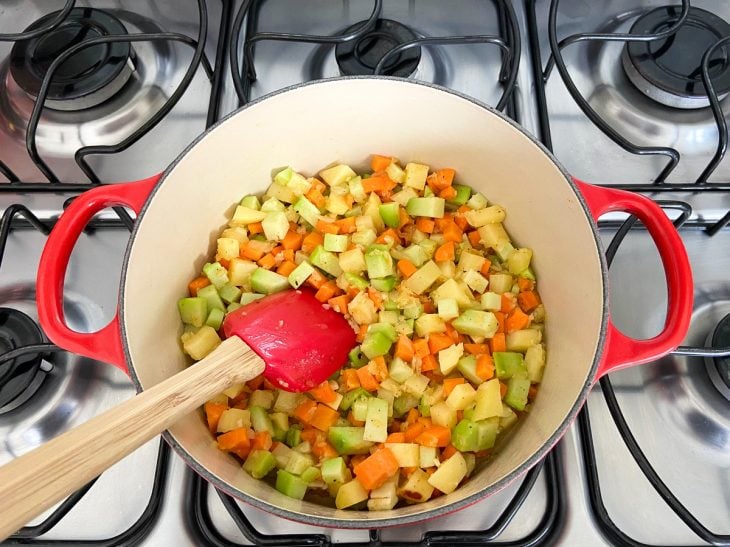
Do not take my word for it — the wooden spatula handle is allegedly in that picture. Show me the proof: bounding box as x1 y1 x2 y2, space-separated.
0 337 263 540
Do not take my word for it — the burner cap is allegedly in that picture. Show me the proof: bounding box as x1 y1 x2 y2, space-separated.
622 6 730 109
9 7 133 111
336 19 421 77
0 308 45 409
706 313 730 401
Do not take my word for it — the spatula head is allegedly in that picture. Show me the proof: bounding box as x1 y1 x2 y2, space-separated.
222 289 357 392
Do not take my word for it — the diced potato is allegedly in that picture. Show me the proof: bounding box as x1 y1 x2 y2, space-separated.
386 162 405 183
465 205 506 227
506 329 542 352
438 343 464 375
480 291 501 311
348 292 378 325
526 343 547 382
336 478 369 509
437 298 459 320
462 270 489 294
458 251 486 273
249 390 275 410
217 237 240 261
404 162 429 190
230 205 266 226
428 452 467 494
445 383 477 410
488 273 513 295
477 223 509 249
272 442 294 468
265 182 296 203
432 278 471 307
228 258 258 286
430 401 457 429
402 374 430 396
217 408 251 433
472 379 503 421
415 314 446 336
507 248 533 275
223 383 245 399
274 390 304 414
384 443 420 467
419 446 438 468
221 226 248 244
182 326 221 360
398 469 434 503
338 248 366 273
404 260 441 295
320 164 357 186
363 397 389 442
500 406 519 430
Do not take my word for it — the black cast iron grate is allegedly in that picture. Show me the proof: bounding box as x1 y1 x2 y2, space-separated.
526 0 730 545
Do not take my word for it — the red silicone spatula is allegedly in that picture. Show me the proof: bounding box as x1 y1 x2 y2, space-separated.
0 289 355 540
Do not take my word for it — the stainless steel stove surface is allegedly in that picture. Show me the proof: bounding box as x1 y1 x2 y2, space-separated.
1 1 730 546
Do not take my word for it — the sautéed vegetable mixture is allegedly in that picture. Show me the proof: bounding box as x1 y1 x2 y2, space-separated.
177 156 547 510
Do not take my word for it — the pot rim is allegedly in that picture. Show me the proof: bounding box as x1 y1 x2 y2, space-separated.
119 75 609 528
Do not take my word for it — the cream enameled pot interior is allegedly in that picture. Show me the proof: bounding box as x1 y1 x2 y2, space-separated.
122 78 605 526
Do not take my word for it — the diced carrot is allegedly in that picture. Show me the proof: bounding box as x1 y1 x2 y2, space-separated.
500 382 508 398
420 354 438 372
398 208 412 229
438 186 457 200
305 186 326 208
293 398 318 424
528 385 539 402
386 432 406 443
248 222 264 235
464 343 490 355
480 259 492 276
494 311 505 334
353 448 400 490
240 242 265 261
371 154 393 171
312 440 338 460
217 427 251 459
362 173 396 193
428 332 453 354
276 260 297 277
375 228 401 246
405 408 420 426
309 381 337 404
356 367 379 392
434 241 455 262
257 253 276 270
443 377 465 397
506 307 530 333
501 293 516 313
367 287 383 309
328 294 351 314
315 281 338 302
413 338 430 358
404 421 426 442
341 369 361 391
316 218 340 234
310 178 326 193
217 258 230 269
441 444 458 461
444 322 461 344
204 401 228 434
302 231 324 253
357 325 368 343
453 213 469 231
251 430 272 451
468 230 482 246
442 222 463 243
491 332 506 353
394 335 415 362
282 230 303 250
347 411 365 426
397 259 418 278
301 427 323 445
401 466 417 478
246 374 264 391
415 426 451 448
476 354 495 381
283 249 295 262
517 277 534 292
305 268 327 289
517 290 541 313
415 217 435 233
435 168 455 188
335 216 357 234
310 404 340 431
350 455 368 469
368 356 388 381
188 276 211 297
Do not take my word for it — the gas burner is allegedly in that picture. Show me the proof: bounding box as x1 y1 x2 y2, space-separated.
705 314 730 401
621 6 730 110
0 307 47 412
9 7 134 112
336 19 421 77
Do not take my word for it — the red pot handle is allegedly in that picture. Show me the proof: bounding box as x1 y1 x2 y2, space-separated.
574 180 693 380
36 175 161 374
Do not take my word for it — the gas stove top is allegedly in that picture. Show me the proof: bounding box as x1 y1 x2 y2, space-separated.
1 1 729 546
